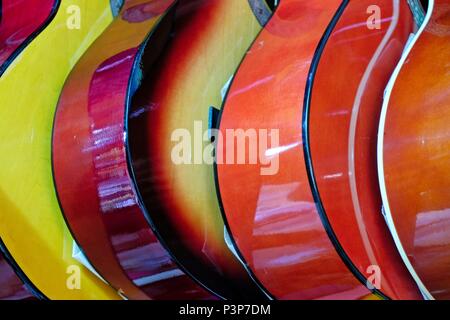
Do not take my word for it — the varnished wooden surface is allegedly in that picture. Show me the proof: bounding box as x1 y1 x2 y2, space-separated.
128 0 268 299
0 0 120 299
379 0 450 300
215 0 379 299
53 0 214 300
0 253 35 300
309 0 422 299
0 0 58 70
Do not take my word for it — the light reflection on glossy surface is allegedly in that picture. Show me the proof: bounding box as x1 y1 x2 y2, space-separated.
309 0 422 299
53 0 213 300
127 0 268 299
0 0 57 298
0 0 120 299
381 0 450 300
0 0 57 69
216 0 375 299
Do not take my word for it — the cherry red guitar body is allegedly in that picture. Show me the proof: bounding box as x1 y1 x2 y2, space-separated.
53 0 214 300
378 0 450 299
0 0 59 72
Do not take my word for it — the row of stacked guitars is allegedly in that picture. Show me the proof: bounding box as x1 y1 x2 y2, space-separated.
0 0 448 300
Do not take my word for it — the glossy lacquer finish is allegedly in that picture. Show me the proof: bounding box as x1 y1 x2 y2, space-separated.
215 0 379 300
0 0 120 299
0 2 52 296
0 253 34 300
53 0 213 300
379 0 450 299
128 0 268 299
308 0 422 300
0 0 58 71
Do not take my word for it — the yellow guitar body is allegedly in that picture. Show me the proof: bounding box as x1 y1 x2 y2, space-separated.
0 0 120 299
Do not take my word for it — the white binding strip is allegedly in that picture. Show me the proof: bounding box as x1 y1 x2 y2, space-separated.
348 0 400 269
377 0 435 300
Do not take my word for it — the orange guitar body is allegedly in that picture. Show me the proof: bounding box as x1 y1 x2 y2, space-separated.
379 0 450 299
308 0 422 299
216 0 379 299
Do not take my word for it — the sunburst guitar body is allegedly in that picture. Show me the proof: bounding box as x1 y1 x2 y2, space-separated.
128 0 271 299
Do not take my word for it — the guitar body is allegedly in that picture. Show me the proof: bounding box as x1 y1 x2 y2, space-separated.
0 0 59 72
0 0 120 299
307 0 422 299
215 0 381 300
53 0 213 300
379 0 450 299
0 1 58 298
128 0 268 299
0 252 35 300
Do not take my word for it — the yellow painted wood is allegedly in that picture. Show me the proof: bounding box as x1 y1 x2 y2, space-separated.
0 0 120 299
158 0 262 256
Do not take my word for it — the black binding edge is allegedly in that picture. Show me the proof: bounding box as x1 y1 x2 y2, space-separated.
0 0 63 300
214 0 391 300
0 0 61 77
211 1 280 301
123 0 282 301
50 2 141 301
0 239 46 300
122 2 227 300
50 1 210 301
302 0 390 300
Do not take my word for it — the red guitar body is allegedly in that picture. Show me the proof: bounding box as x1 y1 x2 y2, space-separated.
0 251 35 300
0 0 58 301
53 0 214 300
0 0 59 71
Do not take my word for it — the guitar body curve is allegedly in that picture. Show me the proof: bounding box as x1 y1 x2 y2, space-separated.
0 0 120 299
0 250 35 300
127 0 270 299
53 0 214 300
0 0 59 73
308 0 423 300
215 0 382 299
379 0 450 299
